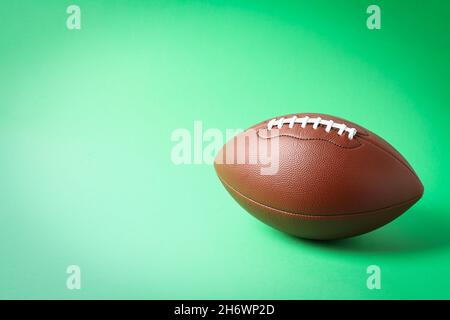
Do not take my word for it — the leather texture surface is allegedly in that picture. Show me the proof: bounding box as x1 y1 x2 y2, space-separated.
214 113 424 240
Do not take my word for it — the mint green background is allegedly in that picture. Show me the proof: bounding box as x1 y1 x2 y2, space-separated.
0 0 449 299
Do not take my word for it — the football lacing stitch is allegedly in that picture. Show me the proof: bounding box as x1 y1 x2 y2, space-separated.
267 116 357 140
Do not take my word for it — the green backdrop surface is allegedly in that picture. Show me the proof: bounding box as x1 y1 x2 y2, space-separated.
0 0 449 299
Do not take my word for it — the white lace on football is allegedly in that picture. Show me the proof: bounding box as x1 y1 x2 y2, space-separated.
267 116 357 140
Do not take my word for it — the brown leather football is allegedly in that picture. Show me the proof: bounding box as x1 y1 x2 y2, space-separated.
214 113 424 240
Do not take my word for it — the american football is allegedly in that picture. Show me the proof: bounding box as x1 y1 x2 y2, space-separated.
214 113 424 240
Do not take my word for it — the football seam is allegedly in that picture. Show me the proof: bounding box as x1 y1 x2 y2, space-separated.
358 135 420 180
257 125 421 181
219 176 421 219
256 130 362 149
